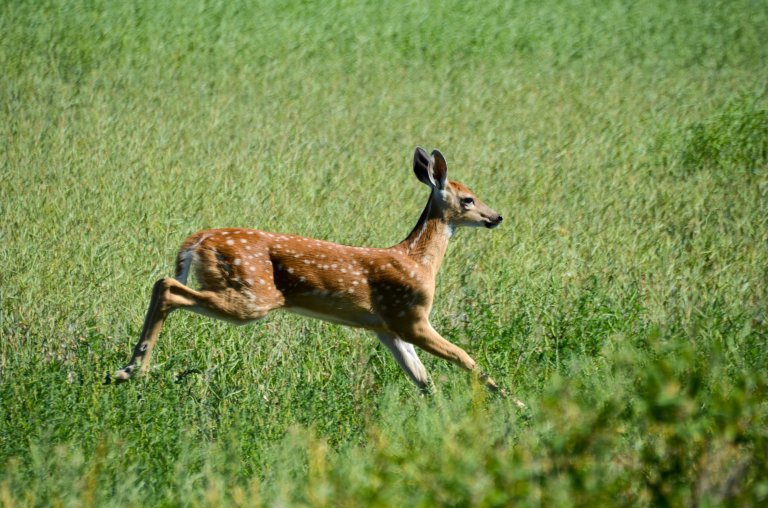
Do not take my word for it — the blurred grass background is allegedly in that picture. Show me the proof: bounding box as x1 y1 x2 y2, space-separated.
1 0 767 505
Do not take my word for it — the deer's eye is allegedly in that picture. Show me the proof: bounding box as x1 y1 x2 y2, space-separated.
461 197 475 206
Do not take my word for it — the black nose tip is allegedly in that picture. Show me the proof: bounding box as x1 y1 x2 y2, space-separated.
497 216 503 223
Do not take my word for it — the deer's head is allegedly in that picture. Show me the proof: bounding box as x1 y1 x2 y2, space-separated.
413 147 503 229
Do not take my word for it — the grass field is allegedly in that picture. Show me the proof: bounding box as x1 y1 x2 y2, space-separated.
2 0 767 505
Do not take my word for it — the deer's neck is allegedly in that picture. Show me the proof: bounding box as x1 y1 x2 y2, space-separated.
397 194 453 278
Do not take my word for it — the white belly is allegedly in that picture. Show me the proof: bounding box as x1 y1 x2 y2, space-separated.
285 306 384 329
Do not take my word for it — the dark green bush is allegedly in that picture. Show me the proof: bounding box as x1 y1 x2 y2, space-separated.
680 97 768 174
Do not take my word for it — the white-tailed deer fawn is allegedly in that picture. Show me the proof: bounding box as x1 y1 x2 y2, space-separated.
113 148 513 398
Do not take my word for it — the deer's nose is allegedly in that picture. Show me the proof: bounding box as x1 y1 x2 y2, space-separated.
486 214 503 228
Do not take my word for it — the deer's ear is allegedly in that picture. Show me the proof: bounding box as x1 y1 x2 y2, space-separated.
413 147 448 190
430 149 448 189
413 147 437 188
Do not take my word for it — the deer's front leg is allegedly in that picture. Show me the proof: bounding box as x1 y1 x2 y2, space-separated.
390 318 501 393
376 332 430 392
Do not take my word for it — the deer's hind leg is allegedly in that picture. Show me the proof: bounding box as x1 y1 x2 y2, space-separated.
113 278 280 381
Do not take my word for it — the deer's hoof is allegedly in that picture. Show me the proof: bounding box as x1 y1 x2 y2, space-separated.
512 398 527 410
111 368 133 382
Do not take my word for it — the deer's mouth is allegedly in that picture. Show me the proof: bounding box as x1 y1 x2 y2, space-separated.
485 216 503 229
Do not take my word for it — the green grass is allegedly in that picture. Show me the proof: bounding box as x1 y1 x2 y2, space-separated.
2 0 767 505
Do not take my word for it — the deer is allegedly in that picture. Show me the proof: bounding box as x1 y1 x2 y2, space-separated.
112 147 520 403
